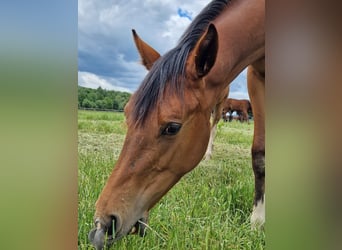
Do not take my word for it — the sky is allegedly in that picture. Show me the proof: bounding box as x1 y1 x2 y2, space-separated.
78 0 249 99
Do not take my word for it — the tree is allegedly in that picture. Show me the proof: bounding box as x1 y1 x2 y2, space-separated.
95 100 105 109
112 99 119 110
96 87 105 100
88 92 97 102
82 98 94 108
103 97 113 110
78 86 87 106
78 86 131 110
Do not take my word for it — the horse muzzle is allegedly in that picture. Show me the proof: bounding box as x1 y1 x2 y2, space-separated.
88 217 117 250
88 214 148 249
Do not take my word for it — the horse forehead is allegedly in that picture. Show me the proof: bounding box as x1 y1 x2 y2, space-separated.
158 95 184 119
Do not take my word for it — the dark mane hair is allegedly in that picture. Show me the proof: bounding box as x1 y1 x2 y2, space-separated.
132 0 229 125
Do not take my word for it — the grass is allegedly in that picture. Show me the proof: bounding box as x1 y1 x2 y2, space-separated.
78 110 265 249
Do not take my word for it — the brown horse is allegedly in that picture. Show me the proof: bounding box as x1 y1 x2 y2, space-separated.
89 0 265 248
222 98 252 123
222 112 243 122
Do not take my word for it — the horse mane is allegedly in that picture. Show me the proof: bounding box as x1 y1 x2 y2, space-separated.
132 0 229 126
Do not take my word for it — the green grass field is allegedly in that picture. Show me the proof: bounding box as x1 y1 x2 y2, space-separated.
78 110 265 249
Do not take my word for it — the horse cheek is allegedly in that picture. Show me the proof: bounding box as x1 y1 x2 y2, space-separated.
183 125 210 172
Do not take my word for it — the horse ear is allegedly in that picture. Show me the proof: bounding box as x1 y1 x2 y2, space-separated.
132 29 161 70
194 24 218 78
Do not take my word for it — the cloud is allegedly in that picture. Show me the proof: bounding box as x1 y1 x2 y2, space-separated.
228 69 249 100
162 14 192 46
78 0 249 100
228 90 249 100
78 0 180 91
78 71 132 93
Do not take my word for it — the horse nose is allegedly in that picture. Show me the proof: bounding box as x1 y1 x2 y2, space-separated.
88 215 120 249
88 226 105 250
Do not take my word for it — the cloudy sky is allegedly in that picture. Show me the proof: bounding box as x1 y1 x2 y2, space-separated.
78 0 248 99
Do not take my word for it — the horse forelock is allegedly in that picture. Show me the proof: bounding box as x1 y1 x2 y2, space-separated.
131 0 229 126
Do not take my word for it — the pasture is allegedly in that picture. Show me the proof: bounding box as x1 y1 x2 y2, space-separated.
78 110 265 249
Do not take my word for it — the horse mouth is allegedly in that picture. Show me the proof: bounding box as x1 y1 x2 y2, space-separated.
88 215 148 250
129 219 148 237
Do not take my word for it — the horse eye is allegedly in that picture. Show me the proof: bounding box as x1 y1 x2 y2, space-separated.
161 122 182 136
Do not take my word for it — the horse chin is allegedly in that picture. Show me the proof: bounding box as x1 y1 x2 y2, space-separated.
128 215 148 237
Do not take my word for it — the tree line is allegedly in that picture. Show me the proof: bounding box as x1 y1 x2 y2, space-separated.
78 86 131 111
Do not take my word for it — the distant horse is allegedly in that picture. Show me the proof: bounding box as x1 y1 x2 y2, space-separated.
222 98 252 123
222 112 242 122
89 0 264 248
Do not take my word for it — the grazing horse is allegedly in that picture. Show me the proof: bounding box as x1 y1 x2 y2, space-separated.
222 112 242 122
89 0 265 249
222 98 252 123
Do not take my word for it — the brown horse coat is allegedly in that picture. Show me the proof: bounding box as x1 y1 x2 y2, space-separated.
222 98 252 122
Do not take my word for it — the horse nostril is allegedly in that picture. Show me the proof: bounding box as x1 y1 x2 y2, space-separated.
108 215 118 238
107 215 121 238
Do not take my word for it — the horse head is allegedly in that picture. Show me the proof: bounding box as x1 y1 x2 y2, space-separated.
89 24 220 249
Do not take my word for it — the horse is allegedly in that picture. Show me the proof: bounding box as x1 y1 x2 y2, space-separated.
131 29 229 161
222 98 252 123
89 0 265 248
222 112 242 122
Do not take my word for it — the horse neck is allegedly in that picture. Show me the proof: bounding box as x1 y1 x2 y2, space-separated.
206 0 265 93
